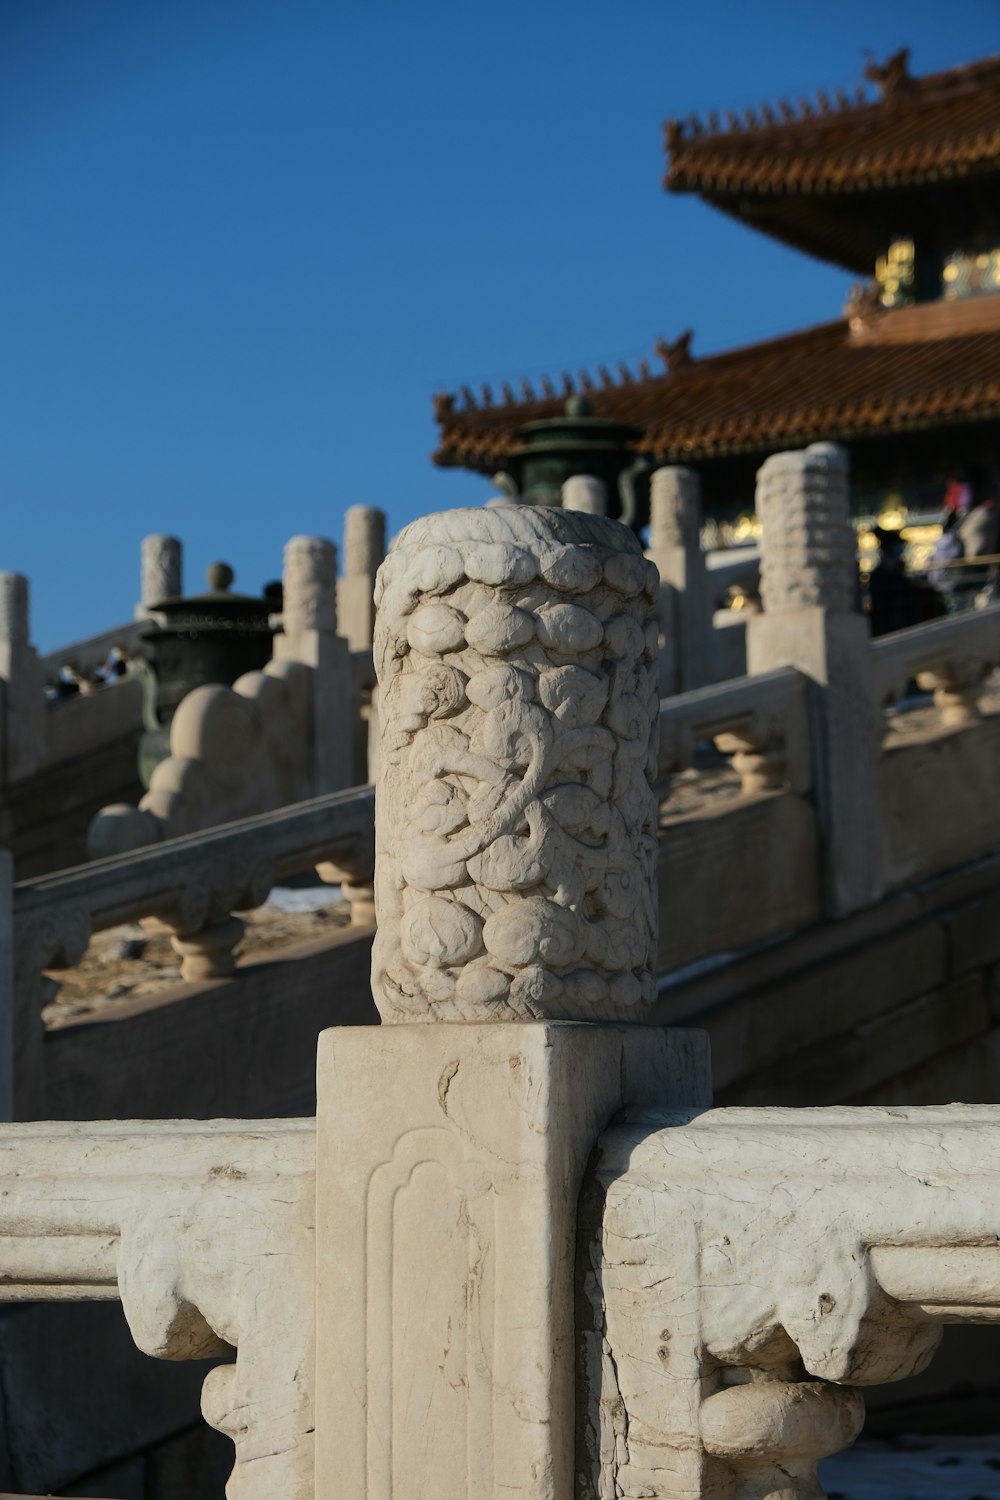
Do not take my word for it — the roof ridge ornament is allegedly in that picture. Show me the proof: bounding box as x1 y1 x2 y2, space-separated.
863 46 913 98
655 329 694 371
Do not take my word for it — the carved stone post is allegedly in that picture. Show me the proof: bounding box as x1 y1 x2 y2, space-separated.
338 505 386 651
0 849 11 1122
338 506 387 783
137 534 182 615
371 505 661 1021
315 506 712 1499
0 572 43 785
747 443 881 916
272 535 352 794
647 466 710 695
562 473 608 515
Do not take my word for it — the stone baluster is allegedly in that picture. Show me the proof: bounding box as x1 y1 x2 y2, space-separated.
170 915 246 982
747 442 881 916
714 726 786 795
916 660 984 728
562 473 608 515
137 534 182 616
315 505 712 1500
273 535 352 794
646 466 710 695
0 571 43 785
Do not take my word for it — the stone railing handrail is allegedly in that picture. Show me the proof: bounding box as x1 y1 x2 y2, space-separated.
658 666 811 795
14 782 375 978
870 601 1000 708
584 1103 1000 1500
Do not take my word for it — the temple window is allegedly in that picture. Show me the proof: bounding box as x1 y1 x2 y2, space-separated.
875 239 915 307
942 247 1000 300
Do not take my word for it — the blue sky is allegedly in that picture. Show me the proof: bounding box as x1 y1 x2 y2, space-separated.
4 0 999 650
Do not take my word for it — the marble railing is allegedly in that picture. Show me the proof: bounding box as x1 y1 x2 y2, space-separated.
3 504 1000 1500
0 1117 316 1500
872 600 1000 728
8 784 374 1118
658 665 810 796
583 1104 1000 1500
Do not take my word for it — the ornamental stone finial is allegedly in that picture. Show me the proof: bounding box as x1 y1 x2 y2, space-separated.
0 573 29 647
562 474 608 516
140 535 182 608
343 506 386 579
283 536 337 636
650 466 701 551
371 506 661 1024
755 442 854 613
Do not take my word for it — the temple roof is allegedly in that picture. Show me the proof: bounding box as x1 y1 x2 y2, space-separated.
663 51 1000 272
432 296 1000 474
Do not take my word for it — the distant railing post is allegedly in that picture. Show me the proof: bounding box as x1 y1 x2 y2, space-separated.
562 474 608 516
0 573 43 785
746 443 882 916
137 533 182 616
274 535 352 795
647 466 710 695
338 505 386 652
338 506 386 783
0 850 11 1121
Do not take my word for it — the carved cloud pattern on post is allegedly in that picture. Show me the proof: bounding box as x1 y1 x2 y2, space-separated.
756 441 855 613
372 506 661 1023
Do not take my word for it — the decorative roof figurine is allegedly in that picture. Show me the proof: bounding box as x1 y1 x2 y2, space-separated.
433 50 1000 521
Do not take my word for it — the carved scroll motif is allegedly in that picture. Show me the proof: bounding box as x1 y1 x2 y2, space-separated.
372 507 661 1023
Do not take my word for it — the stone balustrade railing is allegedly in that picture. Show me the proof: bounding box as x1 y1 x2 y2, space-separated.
658 665 810 795
0 1117 316 1500
3 501 1000 1500
9 783 374 1118
583 1104 1000 1500
871 600 1000 727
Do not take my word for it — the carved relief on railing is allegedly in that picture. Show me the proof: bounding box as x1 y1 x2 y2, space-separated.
372 506 661 1023
580 1104 1000 1500
872 604 1000 731
0 1120 315 1500
756 442 855 614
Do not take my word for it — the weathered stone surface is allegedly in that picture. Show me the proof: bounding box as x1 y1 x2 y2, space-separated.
0 575 29 648
372 506 660 1023
0 1120 316 1500
561 474 608 514
755 442 855 613
748 443 881 916
139 535 182 611
282 535 337 637
582 1104 1000 1499
315 1020 711 1500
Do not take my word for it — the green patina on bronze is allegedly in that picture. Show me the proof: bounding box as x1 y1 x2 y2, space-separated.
497 397 650 532
137 563 274 786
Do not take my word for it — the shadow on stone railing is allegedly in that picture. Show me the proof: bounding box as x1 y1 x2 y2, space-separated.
6 502 1000 1500
872 604 1000 890
8 784 374 1120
